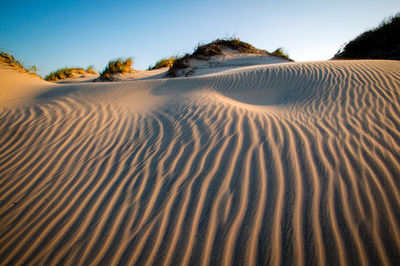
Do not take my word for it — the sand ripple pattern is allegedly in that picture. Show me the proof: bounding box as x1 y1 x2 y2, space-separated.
1 61 400 265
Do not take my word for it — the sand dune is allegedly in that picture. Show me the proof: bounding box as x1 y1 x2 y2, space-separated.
1 60 400 265
171 51 290 77
0 64 51 105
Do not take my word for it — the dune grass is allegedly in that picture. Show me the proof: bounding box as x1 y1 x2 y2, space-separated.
334 12 400 60
99 58 134 81
167 37 292 77
270 48 292 61
168 37 265 77
0 50 40 77
192 38 268 59
86 65 97 74
45 66 97 81
148 57 177 70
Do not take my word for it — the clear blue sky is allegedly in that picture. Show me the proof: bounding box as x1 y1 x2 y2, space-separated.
1 0 399 76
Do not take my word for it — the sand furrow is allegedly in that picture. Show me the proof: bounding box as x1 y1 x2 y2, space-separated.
1 60 400 265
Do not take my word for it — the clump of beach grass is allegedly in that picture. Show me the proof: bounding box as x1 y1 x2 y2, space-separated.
44 67 88 81
99 57 134 81
270 48 292 61
148 57 177 70
86 65 97 74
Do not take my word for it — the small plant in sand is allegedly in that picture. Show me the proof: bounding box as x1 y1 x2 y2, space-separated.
100 57 134 81
0 50 40 77
270 48 292 61
28 65 39 75
334 12 400 60
148 57 177 70
86 65 97 74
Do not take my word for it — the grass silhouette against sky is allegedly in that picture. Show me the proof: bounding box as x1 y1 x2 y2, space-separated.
1 0 399 75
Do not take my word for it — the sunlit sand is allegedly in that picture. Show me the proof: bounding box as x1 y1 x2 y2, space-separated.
1 57 400 265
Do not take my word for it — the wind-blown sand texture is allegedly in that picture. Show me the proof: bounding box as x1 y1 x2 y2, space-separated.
1 60 400 265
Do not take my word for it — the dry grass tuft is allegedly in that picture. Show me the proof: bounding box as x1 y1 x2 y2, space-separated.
99 58 134 81
45 67 94 81
270 48 292 61
148 57 177 70
86 65 97 74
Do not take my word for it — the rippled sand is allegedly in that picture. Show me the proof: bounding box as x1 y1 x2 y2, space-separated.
1 60 400 265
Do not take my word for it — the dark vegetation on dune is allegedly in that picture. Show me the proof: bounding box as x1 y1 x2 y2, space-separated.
99 58 134 81
0 50 40 77
167 38 292 77
334 12 400 60
45 66 97 81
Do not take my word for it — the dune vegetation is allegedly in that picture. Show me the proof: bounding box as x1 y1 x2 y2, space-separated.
0 50 40 77
86 65 97 74
148 57 177 70
45 67 85 81
99 57 135 81
167 37 292 77
270 48 292 61
334 12 400 60
192 38 268 59
45 67 98 81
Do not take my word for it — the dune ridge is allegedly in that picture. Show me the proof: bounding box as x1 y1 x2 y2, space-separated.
1 60 400 265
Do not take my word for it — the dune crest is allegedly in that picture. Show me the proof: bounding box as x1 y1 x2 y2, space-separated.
0 64 51 105
171 50 290 77
1 60 400 265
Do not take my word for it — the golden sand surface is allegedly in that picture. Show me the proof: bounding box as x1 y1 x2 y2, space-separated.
1 60 400 265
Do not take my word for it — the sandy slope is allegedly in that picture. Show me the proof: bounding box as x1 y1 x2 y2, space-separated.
0 64 51 105
1 60 400 265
